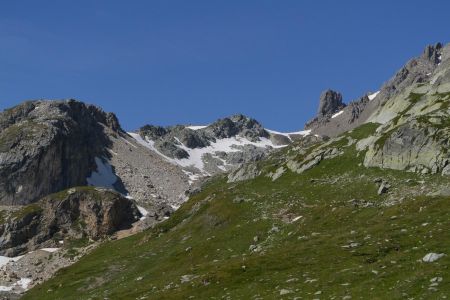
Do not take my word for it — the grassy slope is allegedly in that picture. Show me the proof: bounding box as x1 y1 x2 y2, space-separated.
24 124 450 299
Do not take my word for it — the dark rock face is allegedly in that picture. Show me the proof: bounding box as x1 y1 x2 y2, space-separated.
0 100 124 205
317 89 346 117
305 89 346 134
347 95 370 123
0 187 141 256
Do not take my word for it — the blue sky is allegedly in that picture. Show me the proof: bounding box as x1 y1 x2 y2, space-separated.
0 1 449 131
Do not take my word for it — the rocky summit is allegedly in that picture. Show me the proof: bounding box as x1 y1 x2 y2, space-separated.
0 42 449 299
0 100 124 206
317 89 345 117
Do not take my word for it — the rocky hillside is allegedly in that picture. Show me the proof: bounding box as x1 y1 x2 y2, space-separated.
21 42 450 299
23 123 450 299
0 41 447 299
0 99 193 212
306 42 446 137
0 187 141 297
0 100 309 212
0 100 124 205
129 114 310 181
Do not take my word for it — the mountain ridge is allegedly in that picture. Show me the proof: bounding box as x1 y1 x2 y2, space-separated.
0 41 449 298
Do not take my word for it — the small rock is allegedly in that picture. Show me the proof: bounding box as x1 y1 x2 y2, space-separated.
279 289 292 295
423 253 445 262
180 274 196 283
430 277 443 283
377 182 390 195
374 178 383 183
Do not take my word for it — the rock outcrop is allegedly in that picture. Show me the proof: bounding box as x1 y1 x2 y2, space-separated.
317 90 346 117
363 114 450 175
0 100 125 205
0 187 140 256
305 89 347 135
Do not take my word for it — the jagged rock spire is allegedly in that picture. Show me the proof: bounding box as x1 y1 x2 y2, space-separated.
317 89 346 117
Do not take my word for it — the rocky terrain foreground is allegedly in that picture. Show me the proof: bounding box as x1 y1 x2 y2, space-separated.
0 42 448 299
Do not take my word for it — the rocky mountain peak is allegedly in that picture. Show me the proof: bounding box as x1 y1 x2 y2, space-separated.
0 99 126 205
423 42 443 63
1 99 123 134
317 89 346 117
205 114 268 141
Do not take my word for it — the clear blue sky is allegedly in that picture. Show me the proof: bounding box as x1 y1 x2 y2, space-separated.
0 1 449 131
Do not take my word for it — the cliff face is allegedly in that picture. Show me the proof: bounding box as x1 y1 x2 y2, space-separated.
0 187 140 256
0 100 124 205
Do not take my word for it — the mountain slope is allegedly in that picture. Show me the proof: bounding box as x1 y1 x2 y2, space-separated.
129 114 310 182
23 123 450 299
5 41 450 299
306 42 447 137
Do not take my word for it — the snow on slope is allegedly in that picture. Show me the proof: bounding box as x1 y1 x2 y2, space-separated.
173 136 284 171
186 125 207 130
86 157 118 189
368 91 380 101
129 130 303 175
331 110 344 119
265 129 311 141
128 132 178 164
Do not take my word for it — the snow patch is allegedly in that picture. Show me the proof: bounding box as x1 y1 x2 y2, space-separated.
0 255 24 268
368 91 380 101
137 206 149 220
0 285 13 292
0 277 33 292
17 278 32 289
331 110 344 119
86 157 118 189
186 125 207 130
291 216 303 222
182 170 202 184
40 248 59 253
266 129 311 141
